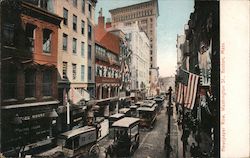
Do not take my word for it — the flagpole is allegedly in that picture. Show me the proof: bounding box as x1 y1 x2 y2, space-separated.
182 83 185 158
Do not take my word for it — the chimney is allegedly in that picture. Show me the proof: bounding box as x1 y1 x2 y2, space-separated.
98 8 105 28
106 18 112 29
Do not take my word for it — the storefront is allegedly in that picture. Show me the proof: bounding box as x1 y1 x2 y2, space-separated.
1 101 59 156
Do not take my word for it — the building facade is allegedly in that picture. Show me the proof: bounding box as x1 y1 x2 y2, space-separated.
176 34 186 69
1 0 62 156
110 23 150 96
54 0 97 104
176 1 219 157
109 0 159 95
95 13 121 117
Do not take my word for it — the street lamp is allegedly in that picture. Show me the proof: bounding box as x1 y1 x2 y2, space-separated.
165 86 173 157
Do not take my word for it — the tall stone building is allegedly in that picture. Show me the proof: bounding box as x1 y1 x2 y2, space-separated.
108 22 150 95
54 0 97 104
109 0 159 95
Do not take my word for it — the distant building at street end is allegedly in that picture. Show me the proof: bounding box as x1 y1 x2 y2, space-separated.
109 0 159 96
158 76 175 94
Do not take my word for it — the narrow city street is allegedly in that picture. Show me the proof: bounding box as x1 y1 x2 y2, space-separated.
0 1 221 157
98 101 181 158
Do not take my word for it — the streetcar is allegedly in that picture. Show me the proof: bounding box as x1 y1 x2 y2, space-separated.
108 113 125 138
137 104 157 129
107 117 140 157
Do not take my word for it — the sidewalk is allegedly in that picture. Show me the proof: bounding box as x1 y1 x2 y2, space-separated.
173 103 213 158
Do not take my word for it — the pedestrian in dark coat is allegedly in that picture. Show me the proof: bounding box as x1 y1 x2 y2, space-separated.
190 143 201 158
164 133 172 158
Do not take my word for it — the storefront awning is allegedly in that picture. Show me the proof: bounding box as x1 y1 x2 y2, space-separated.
1 100 59 109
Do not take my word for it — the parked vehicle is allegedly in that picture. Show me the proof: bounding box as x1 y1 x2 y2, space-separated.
108 113 125 139
154 95 165 110
57 126 100 158
118 108 131 116
137 104 157 129
108 113 125 127
130 105 138 117
107 117 140 157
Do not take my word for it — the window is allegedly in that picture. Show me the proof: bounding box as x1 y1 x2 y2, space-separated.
3 65 17 100
63 33 68 50
81 42 85 57
88 44 91 60
73 0 77 7
72 64 77 80
25 69 36 98
88 66 92 81
73 38 77 54
63 62 68 79
73 15 77 31
43 70 52 96
63 8 68 25
82 0 85 13
81 20 85 35
25 23 36 52
3 24 15 46
88 25 92 40
150 57 153 61
88 4 92 17
43 29 52 53
81 65 85 81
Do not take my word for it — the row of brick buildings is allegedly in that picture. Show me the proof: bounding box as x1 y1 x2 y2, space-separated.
0 0 98 156
0 0 159 156
176 0 219 157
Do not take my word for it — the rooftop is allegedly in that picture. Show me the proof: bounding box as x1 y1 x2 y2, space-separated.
60 126 95 139
112 117 140 128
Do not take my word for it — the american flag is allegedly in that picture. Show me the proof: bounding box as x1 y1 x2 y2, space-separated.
176 69 199 109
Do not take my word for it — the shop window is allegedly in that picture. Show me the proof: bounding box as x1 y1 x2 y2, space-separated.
81 42 85 57
73 15 77 31
88 24 92 40
73 0 77 7
63 8 68 25
3 65 17 100
25 69 36 98
73 38 77 54
88 44 91 60
82 0 85 13
88 66 92 81
81 65 85 81
88 4 92 18
63 62 68 79
63 33 68 51
72 64 77 80
43 29 52 53
81 20 85 35
43 70 52 96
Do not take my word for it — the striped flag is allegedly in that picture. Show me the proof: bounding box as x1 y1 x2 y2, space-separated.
176 69 199 109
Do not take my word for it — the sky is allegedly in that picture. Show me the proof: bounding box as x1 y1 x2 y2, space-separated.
95 0 194 77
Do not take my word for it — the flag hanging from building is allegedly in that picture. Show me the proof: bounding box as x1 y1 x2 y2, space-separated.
176 69 199 109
